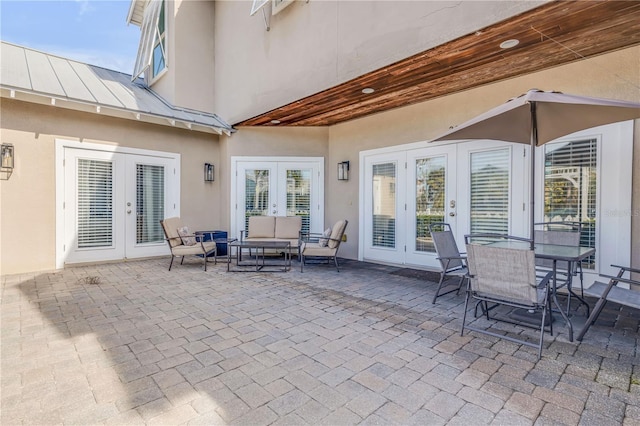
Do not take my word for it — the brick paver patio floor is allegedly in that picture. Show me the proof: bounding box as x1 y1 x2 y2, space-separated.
2 257 639 425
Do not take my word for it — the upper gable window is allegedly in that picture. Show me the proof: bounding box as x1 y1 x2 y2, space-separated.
151 0 166 79
131 0 167 82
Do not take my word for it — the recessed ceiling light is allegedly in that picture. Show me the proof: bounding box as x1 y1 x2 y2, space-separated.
362 88 375 94
270 119 281 124
500 39 520 49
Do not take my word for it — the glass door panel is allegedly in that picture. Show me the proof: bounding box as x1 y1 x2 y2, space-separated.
469 148 510 235
284 169 312 234
135 164 165 244
64 149 125 263
544 138 597 269
244 168 272 232
414 156 446 253
77 158 114 249
405 145 457 268
362 151 406 264
125 154 176 258
372 162 397 248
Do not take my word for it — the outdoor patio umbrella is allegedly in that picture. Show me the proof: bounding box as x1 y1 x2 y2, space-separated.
431 89 640 244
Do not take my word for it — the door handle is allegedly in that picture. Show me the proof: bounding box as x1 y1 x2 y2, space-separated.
449 212 455 217
127 210 132 214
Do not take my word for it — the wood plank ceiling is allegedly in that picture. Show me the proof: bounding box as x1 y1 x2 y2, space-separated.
236 0 640 127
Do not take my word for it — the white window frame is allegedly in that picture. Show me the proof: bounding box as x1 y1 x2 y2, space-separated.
150 0 167 82
132 0 163 81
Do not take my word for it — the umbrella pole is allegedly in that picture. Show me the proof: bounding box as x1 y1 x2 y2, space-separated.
530 102 538 249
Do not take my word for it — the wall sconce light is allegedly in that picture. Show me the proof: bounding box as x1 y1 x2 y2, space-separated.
337 161 350 181
1 143 14 179
204 163 214 182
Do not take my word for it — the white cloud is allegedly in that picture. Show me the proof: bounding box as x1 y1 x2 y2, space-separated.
75 0 94 17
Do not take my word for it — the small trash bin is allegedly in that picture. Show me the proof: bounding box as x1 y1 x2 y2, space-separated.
196 230 228 257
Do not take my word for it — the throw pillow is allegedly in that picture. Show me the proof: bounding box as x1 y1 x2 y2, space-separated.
319 227 332 247
177 226 197 246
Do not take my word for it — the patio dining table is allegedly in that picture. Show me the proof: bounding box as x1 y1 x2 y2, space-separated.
488 241 595 342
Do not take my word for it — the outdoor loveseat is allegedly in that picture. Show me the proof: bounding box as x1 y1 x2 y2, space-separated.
240 216 302 256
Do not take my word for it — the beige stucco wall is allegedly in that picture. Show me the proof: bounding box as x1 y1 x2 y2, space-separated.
148 0 216 113
326 46 640 261
0 99 221 275
213 0 543 124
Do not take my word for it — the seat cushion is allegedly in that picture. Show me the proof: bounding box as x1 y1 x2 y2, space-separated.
302 242 337 257
248 216 276 238
275 216 302 239
172 241 216 255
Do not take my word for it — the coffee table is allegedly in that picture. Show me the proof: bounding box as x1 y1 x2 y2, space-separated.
227 240 291 272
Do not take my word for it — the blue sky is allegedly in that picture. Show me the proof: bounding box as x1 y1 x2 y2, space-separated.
1 0 141 74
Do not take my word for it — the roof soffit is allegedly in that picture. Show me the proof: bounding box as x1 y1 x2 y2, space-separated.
236 0 640 127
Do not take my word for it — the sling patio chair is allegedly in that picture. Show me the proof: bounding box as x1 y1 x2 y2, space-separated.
534 221 587 314
462 234 554 360
576 264 640 341
160 217 218 271
428 222 468 304
299 220 348 272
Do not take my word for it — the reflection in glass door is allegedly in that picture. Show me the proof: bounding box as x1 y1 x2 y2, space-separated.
244 168 272 231
405 146 457 267
414 156 446 253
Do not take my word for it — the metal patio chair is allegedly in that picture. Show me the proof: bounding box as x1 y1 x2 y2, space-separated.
462 234 553 360
160 217 217 271
299 220 348 272
577 265 640 341
428 222 468 304
534 221 586 313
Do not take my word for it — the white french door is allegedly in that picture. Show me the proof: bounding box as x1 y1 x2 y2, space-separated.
362 146 457 267
61 145 178 264
231 157 324 238
362 141 526 268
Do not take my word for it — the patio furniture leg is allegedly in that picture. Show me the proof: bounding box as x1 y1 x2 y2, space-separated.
169 255 174 271
460 283 471 336
576 296 609 341
180 256 184 265
432 273 446 304
538 297 548 359
334 256 340 272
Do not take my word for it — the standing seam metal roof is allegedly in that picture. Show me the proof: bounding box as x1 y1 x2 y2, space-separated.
0 41 232 134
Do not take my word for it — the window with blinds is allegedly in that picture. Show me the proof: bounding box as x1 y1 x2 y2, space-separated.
286 170 311 234
415 156 445 252
544 138 597 268
77 159 113 248
245 169 270 231
136 164 165 244
372 162 396 248
469 149 510 235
